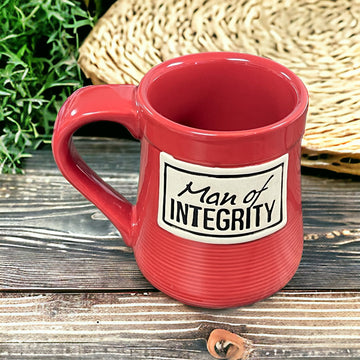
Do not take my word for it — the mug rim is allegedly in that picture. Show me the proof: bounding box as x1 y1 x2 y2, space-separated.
137 51 309 140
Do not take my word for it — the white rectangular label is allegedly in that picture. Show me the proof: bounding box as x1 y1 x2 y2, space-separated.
158 152 288 244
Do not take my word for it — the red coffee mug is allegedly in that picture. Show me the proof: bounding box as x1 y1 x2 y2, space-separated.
52 52 308 308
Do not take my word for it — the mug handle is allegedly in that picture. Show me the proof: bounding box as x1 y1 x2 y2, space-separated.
52 84 140 247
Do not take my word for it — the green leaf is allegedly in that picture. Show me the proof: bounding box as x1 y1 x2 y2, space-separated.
0 0 96 173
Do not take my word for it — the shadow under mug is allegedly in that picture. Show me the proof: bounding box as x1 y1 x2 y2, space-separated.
52 52 309 308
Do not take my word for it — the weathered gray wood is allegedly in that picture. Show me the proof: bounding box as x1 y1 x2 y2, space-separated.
1 137 360 359
16 137 360 233
24 137 141 176
0 225 360 291
0 138 360 291
288 229 360 289
0 291 359 359
301 173 360 233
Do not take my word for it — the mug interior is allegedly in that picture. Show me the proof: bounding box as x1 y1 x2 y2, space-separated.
146 58 299 131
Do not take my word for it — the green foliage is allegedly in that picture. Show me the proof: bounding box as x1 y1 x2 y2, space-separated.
0 0 95 173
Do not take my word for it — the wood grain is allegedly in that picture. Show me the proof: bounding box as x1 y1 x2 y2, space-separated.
0 291 359 359
0 138 360 291
1 138 360 359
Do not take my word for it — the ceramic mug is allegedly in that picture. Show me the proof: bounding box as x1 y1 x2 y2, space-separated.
52 52 308 308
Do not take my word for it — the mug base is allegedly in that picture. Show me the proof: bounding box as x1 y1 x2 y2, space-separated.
134 214 303 309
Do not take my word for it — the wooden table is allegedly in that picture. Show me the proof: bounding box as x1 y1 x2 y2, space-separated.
1 138 359 359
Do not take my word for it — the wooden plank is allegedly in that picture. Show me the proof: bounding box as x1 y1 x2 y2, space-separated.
19 137 360 233
0 138 359 290
0 291 359 359
0 225 360 291
3 138 360 235
23 137 141 176
288 229 360 289
301 173 360 233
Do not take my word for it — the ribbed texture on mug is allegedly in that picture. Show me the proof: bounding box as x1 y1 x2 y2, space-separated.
135 213 303 308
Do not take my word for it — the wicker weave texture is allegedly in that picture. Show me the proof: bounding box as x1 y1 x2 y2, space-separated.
78 0 360 175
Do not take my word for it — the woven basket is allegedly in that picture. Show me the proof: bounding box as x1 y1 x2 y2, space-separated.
78 0 360 175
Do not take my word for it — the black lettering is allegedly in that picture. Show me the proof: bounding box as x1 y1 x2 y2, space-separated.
203 208 215 230
189 205 201 227
206 192 220 205
177 181 210 203
253 204 263 227
216 209 230 231
265 200 275 222
220 192 237 206
231 209 244 231
243 175 274 207
246 206 251 229
177 182 193 197
243 189 257 206
176 201 188 225
170 198 175 220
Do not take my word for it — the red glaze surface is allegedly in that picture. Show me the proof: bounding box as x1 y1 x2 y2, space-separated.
52 52 308 308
